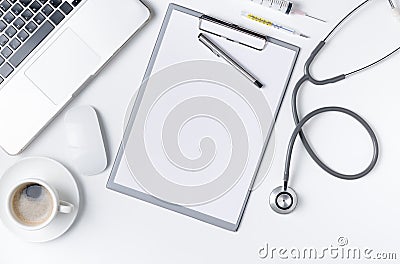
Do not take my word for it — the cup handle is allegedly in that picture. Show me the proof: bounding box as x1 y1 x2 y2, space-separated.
58 200 74 214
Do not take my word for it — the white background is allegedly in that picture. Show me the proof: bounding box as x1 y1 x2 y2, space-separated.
1 0 400 263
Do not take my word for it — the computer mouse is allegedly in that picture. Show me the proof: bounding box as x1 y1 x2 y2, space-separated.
64 105 107 176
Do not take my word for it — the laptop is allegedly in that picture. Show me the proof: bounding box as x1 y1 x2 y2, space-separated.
0 0 150 155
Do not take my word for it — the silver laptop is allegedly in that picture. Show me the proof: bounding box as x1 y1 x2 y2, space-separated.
0 0 150 155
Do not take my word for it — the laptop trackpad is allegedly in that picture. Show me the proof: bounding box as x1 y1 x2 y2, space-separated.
25 28 101 105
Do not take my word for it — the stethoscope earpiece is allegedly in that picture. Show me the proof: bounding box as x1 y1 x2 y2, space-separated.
389 0 400 20
393 8 400 20
269 186 298 214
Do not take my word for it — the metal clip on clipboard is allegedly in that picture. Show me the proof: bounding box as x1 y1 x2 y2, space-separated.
199 15 267 51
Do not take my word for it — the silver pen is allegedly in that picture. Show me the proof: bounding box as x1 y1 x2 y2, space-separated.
198 33 263 89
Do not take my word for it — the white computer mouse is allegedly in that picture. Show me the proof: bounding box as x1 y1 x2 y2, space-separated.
64 105 107 176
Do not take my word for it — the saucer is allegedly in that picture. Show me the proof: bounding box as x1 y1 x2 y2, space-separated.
0 157 80 243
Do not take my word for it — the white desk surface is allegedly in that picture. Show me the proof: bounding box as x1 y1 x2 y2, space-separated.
1 0 400 263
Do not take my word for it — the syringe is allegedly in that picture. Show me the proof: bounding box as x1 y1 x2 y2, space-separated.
248 0 326 23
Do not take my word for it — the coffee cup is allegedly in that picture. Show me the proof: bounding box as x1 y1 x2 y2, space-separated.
7 179 74 231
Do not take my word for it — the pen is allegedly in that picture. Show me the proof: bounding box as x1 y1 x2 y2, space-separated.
242 11 309 39
198 33 263 89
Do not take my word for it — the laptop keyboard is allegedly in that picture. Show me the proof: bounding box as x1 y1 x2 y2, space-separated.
0 0 82 83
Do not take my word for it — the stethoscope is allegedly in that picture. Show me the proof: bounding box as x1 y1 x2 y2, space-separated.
270 0 400 214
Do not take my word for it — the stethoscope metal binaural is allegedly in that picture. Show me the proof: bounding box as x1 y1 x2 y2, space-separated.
269 0 400 214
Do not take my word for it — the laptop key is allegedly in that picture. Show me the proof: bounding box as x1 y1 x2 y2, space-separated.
20 0 32 7
49 9 63 25
9 38 20 49
0 0 11 11
49 0 60 8
0 62 13 77
3 11 15 23
11 3 23 15
9 21 54 67
13 17 25 29
0 34 8 46
71 0 81 7
41 3 52 16
38 0 46 4
5 25 16 37
29 0 41 12
0 20 7 32
21 9 33 20
59 1 72 15
25 20 36 32
1 46 12 58
33 12 44 24
17 28 28 41
0 56 4 66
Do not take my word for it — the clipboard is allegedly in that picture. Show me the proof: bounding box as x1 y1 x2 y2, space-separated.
107 3 300 231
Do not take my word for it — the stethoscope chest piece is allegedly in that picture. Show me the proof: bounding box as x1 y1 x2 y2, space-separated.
269 186 298 214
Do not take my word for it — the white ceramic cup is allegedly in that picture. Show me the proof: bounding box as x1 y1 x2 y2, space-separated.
7 178 74 231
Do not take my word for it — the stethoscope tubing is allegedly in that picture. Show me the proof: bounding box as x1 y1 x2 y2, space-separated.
284 75 379 189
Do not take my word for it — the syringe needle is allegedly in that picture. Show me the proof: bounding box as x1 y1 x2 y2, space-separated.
292 10 327 23
305 14 327 23
299 33 310 39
